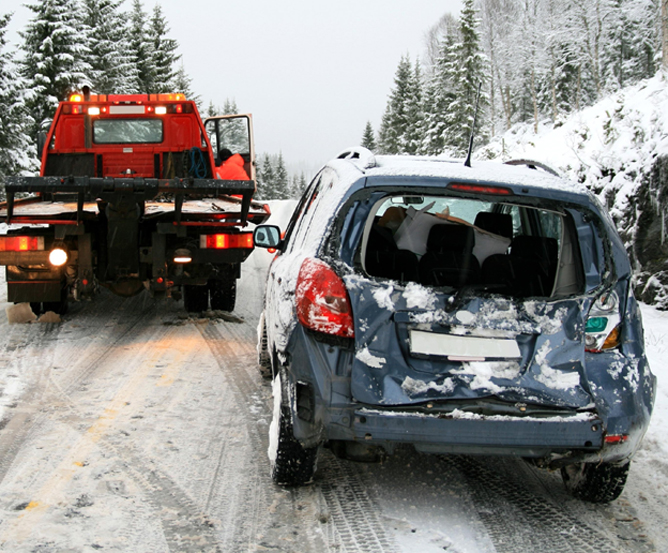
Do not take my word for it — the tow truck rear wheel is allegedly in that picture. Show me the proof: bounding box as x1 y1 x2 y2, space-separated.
183 284 208 313
209 273 236 312
561 461 630 502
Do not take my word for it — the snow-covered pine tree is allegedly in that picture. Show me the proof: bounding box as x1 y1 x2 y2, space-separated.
257 154 275 200
128 0 155 94
274 153 289 200
0 13 36 186
206 101 220 117
82 0 137 94
173 62 200 106
401 61 424 155
441 0 487 155
377 55 414 154
19 0 91 136
223 99 239 115
149 4 180 93
361 121 377 152
601 0 658 89
421 22 459 155
291 172 308 199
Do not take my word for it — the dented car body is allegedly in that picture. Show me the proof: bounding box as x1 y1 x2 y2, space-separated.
255 149 656 501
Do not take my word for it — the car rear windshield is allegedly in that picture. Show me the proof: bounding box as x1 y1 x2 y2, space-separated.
361 194 583 299
93 119 163 144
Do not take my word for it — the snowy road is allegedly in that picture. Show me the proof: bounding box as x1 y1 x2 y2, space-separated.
0 206 666 552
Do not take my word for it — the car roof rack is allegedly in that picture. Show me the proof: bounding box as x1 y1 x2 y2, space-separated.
335 147 377 170
504 159 561 177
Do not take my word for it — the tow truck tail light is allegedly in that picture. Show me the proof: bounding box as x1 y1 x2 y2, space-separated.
296 258 354 338
200 233 254 249
0 236 44 252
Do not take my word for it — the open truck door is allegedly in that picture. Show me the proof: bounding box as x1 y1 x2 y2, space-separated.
204 114 256 182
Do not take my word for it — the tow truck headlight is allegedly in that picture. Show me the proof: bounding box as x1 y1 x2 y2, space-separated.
48 246 69 267
585 290 621 352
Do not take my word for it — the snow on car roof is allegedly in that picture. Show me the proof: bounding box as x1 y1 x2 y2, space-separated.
330 152 590 198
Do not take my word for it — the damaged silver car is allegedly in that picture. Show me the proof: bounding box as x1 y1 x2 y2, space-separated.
255 148 656 502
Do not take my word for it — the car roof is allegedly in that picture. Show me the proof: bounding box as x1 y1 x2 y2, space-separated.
329 149 593 203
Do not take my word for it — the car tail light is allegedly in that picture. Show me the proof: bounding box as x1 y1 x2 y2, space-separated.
200 233 253 249
296 258 354 338
0 236 44 251
448 182 513 195
604 434 628 444
585 291 621 352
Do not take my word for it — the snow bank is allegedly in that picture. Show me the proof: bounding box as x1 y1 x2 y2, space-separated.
480 72 668 223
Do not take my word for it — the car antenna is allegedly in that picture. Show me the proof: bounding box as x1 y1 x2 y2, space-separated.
464 81 482 168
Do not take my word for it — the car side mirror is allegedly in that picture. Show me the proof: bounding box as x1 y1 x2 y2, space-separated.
254 225 282 249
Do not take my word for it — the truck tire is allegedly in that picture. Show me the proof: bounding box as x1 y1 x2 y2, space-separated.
209 275 236 312
561 461 630 502
269 370 318 486
183 284 208 313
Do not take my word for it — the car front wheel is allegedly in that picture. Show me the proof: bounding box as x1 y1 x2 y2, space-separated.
561 461 630 503
268 370 318 486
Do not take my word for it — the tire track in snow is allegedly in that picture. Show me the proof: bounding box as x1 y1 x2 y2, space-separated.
0 324 60 489
0 310 224 552
317 452 400 553
203 321 399 553
443 455 652 553
200 321 334 553
0 296 156 494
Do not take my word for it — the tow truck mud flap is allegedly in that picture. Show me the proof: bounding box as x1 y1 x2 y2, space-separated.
352 409 603 454
8 280 62 303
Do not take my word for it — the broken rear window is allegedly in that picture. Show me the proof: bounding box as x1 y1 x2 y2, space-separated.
361 195 583 299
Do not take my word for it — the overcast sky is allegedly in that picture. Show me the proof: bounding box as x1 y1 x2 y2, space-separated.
7 0 463 174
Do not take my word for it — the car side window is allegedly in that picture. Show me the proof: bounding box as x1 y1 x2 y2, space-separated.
289 169 337 253
281 173 323 253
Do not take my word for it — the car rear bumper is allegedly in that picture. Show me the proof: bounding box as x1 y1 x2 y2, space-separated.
350 408 604 457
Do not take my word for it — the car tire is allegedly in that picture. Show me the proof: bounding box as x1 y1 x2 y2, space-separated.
561 461 630 503
209 272 236 312
183 284 209 313
257 313 272 379
269 370 318 486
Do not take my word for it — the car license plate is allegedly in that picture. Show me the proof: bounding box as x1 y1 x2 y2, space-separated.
409 330 521 361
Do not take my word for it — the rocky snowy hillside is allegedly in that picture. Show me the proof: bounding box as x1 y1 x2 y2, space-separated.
480 70 668 308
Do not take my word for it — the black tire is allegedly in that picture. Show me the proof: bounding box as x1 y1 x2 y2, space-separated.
270 371 318 486
257 314 272 379
209 275 236 312
561 461 630 503
183 284 209 313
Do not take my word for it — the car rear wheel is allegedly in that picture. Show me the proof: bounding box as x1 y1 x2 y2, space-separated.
269 370 318 486
183 284 208 313
561 461 630 503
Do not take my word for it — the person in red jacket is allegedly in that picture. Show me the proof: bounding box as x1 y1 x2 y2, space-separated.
215 148 249 180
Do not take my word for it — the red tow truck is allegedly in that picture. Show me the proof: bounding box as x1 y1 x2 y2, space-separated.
0 90 270 314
